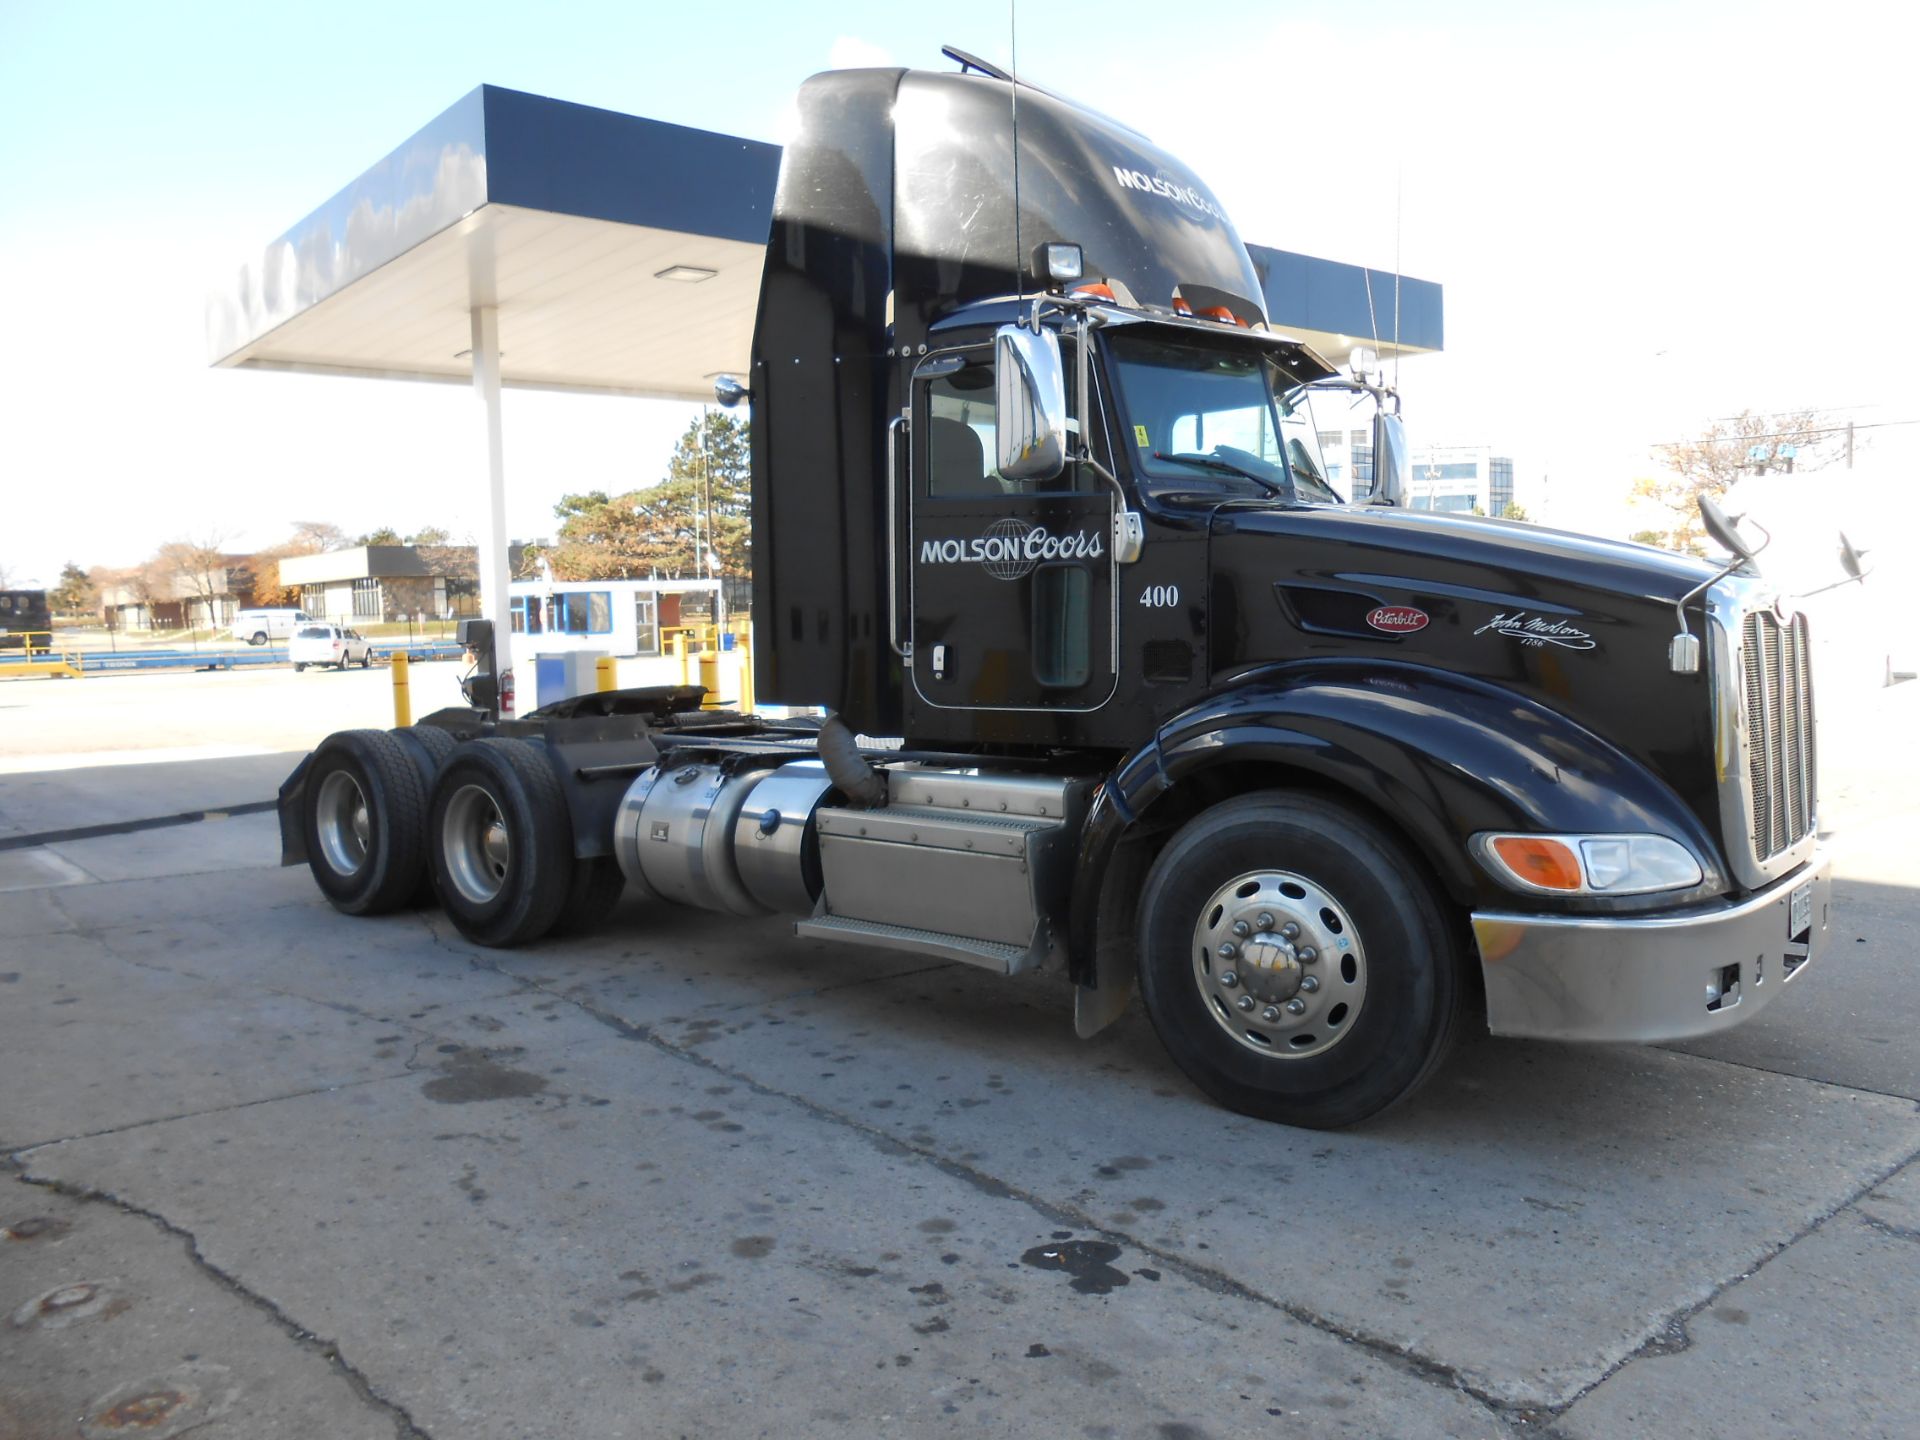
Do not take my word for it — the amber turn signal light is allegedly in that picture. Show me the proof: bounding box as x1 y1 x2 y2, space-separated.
1488 835 1584 891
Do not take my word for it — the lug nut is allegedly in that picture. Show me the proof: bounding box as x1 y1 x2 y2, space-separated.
1256 912 1275 930
1232 920 1251 938
1300 975 1320 993
1236 995 1256 1012
1261 1005 1281 1023
1297 946 1317 963
1280 921 1300 939
1217 942 1238 960
1219 971 1239 988
1286 998 1307 1016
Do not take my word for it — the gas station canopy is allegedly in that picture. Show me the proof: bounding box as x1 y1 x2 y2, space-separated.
207 84 1441 398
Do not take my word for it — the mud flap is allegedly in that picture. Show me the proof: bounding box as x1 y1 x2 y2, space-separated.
1074 935 1136 1038
277 753 311 866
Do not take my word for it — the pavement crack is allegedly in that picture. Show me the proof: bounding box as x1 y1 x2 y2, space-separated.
1548 1140 1920 1414
1857 1210 1920 1244
1658 1042 1920 1106
5 1154 435 1440
3 1073 414 1156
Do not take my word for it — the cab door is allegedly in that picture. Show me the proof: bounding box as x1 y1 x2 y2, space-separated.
906 346 1116 714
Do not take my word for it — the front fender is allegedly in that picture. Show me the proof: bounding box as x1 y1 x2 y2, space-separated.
1069 661 1725 987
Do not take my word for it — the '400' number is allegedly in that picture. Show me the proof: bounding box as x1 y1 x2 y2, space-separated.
1139 584 1181 608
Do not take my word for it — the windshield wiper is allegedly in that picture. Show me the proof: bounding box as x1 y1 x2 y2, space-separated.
1151 451 1285 497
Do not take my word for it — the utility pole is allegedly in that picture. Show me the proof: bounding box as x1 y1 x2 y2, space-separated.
1846 420 1855 470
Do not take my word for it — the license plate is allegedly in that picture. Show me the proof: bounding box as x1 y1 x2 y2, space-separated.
1789 880 1814 938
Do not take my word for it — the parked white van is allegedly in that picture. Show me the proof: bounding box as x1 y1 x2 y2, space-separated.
231 609 313 646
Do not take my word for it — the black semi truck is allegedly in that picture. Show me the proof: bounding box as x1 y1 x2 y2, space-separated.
280 53 1832 1128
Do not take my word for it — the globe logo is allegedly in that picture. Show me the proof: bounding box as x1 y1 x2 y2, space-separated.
981 517 1037 581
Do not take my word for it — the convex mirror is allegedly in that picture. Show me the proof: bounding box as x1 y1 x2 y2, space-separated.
994 324 1068 482
1700 495 1758 561
1370 411 1409 506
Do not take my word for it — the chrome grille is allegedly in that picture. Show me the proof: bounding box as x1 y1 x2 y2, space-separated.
1739 609 1816 863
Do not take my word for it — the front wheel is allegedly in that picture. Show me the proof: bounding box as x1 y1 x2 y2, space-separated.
249 632 267 646
294 663 306 672
1136 791 1464 1129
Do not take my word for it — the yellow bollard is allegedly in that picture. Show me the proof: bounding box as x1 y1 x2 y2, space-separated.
596 654 616 692
736 633 754 714
672 632 689 685
698 650 722 709
391 651 411 728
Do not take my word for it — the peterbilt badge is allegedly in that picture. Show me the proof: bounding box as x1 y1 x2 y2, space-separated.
1366 606 1430 634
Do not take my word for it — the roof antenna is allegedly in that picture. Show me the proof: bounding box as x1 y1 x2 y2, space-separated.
1392 166 1403 393
1006 6 1021 299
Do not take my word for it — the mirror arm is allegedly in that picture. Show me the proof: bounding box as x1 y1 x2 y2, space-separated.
1668 559 1743 674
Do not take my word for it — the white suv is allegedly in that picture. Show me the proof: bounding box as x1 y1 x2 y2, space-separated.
290 624 374 671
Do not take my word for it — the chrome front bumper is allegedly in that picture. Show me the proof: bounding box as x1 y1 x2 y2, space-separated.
1471 850 1832 1043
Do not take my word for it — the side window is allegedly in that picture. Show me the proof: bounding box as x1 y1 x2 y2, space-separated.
926 361 1001 499
923 345 1094 498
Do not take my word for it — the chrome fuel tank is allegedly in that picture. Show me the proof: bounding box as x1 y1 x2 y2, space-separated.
614 759 836 917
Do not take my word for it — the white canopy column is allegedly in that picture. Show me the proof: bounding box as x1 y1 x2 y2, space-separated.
469 305 514 679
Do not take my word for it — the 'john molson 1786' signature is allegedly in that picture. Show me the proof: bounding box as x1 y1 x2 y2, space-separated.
1475 612 1597 650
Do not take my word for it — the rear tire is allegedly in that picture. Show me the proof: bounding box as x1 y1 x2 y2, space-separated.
1136 790 1464 1130
294 663 306 672
429 738 572 947
394 725 460 905
302 729 429 916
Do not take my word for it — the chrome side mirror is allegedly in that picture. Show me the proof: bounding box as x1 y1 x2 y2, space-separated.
994 324 1068 482
713 374 750 408
1369 411 1409 506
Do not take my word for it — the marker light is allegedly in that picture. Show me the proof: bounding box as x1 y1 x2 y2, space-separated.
1476 833 1705 896
1172 296 1194 315
1072 282 1117 302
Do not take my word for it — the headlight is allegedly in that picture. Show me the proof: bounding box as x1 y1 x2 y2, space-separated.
1473 832 1705 897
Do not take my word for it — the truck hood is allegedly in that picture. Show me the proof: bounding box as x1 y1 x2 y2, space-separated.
1212 503 1721 607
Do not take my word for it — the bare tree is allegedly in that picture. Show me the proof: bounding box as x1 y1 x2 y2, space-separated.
158 530 241 631
288 520 348 554
1635 409 1838 554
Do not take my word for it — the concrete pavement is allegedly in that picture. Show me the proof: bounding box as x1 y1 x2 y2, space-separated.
2 680 1917 1438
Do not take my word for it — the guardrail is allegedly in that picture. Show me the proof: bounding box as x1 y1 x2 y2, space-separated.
0 637 466 676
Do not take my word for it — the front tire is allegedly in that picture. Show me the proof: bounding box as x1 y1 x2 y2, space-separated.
294 663 306 672
1136 791 1464 1129
302 729 429 915
429 738 572 947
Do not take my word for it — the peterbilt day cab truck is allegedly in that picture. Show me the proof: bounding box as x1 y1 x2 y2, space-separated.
279 52 1832 1128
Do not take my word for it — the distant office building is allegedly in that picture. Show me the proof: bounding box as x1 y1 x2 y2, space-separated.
1314 425 1380 501
1403 446 1517 516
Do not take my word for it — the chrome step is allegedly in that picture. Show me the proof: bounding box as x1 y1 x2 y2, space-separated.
794 914 1034 973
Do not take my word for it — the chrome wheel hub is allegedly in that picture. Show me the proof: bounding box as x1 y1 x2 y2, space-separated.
1192 869 1367 1059
314 770 371 877
444 784 511 905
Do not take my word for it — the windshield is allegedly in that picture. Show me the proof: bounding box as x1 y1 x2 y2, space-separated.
1104 331 1345 505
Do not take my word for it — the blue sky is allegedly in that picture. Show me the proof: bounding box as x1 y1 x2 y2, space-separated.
1 0 1911 585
